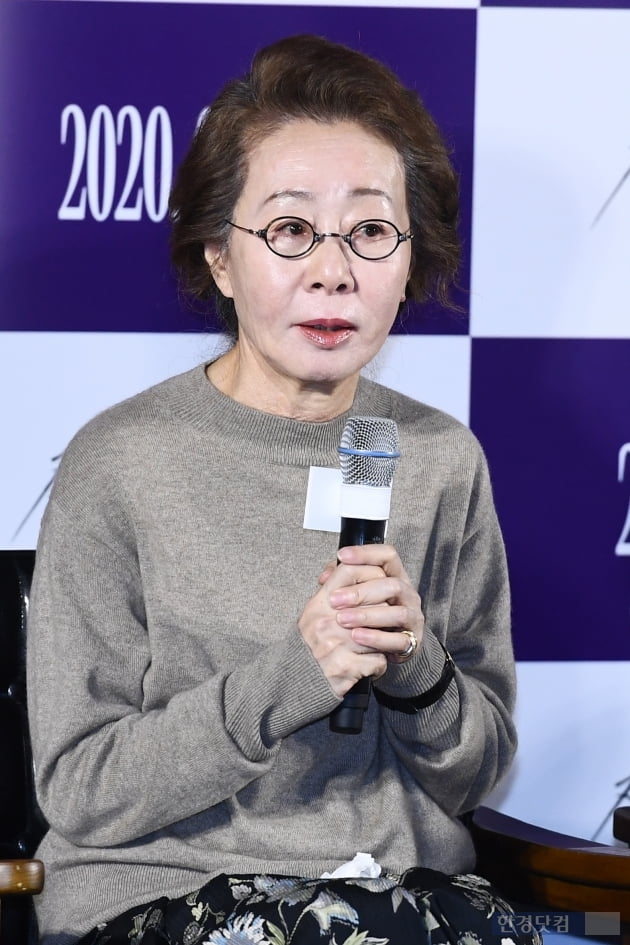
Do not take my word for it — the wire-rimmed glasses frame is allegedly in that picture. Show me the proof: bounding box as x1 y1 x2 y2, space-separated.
224 217 413 261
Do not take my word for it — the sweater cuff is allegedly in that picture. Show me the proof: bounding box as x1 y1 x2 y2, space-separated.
373 629 461 747
375 628 447 698
224 629 340 753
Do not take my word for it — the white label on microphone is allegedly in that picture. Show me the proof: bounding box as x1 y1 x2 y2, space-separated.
339 484 392 521
303 466 342 532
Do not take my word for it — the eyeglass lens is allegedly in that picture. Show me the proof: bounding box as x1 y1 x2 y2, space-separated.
265 217 404 259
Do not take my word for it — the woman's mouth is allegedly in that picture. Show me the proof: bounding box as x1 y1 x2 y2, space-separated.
297 320 355 348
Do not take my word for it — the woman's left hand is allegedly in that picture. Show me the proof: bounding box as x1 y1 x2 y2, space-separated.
319 544 425 663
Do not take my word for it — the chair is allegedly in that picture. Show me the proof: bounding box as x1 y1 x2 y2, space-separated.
470 806 630 933
1 548 629 944
614 807 630 846
0 550 45 944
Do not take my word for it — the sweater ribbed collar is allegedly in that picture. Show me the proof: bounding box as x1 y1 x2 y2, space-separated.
163 364 394 467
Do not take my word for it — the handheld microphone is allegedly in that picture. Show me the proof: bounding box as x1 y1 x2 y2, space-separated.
329 416 400 735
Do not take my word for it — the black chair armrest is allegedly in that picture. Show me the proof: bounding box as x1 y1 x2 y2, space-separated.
614 806 630 846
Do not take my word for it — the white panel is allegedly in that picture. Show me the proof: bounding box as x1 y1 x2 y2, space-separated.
487 661 630 846
0 331 223 551
1 331 468 550
365 334 471 427
472 8 630 338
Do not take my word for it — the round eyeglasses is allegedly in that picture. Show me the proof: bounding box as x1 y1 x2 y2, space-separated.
225 217 413 260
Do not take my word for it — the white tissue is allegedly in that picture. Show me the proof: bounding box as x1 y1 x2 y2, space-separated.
320 852 382 879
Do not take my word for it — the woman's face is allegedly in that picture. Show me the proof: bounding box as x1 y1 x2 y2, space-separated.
206 120 411 414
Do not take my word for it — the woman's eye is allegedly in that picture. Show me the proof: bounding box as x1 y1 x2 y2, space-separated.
273 220 307 238
359 222 385 239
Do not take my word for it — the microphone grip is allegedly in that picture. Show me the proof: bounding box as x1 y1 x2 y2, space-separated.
329 516 386 735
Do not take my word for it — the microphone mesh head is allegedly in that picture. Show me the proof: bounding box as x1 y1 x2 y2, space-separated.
339 417 400 487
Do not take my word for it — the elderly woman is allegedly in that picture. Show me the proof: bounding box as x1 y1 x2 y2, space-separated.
28 34 530 945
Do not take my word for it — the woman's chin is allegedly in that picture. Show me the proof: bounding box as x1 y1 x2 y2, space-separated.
286 342 375 388
287 362 363 394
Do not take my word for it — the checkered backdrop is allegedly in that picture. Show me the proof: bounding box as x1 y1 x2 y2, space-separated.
1 0 629 845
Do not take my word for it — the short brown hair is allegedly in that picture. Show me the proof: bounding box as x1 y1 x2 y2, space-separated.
169 34 460 335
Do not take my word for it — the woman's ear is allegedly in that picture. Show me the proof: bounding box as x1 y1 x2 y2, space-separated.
401 270 411 304
204 244 234 298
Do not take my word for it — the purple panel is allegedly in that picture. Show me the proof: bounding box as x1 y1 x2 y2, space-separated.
0 1 474 334
470 339 630 661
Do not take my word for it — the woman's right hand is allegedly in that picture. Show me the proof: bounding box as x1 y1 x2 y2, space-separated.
298 557 390 697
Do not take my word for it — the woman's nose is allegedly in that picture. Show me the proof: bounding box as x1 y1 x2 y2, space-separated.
304 236 356 293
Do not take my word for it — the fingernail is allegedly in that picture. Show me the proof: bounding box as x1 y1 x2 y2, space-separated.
336 611 355 627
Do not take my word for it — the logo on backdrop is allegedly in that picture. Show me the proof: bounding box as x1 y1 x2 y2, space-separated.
592 152 630 227
615 443 630 557
12 455 60 542
57 104 206 224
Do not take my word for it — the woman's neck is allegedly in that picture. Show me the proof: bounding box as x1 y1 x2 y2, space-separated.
206 347 359 422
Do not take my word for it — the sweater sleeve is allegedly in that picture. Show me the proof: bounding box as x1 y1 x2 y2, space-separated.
372 447 517 816
28 484 340 849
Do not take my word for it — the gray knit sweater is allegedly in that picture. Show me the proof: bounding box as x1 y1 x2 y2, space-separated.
27 366 516 944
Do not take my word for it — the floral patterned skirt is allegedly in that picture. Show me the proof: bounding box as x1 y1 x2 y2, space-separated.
76 869 541 945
